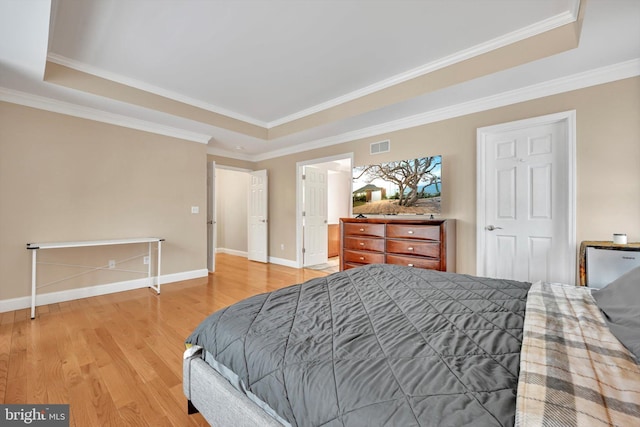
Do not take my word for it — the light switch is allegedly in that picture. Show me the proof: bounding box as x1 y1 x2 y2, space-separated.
191 206 199 214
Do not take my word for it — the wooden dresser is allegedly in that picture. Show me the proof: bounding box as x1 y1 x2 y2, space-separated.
340 218 456 272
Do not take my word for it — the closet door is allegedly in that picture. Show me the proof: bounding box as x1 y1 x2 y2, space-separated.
248 169 268 263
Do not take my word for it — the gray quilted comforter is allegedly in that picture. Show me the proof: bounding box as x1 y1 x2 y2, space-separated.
186 264 531 426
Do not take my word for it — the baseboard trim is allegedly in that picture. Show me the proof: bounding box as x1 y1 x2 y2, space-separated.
159 269 209 285
215 248 248 258
0 269 209 314
213 251 298 268
268 256 298 268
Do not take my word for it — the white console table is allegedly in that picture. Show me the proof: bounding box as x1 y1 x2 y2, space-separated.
26 237 164 319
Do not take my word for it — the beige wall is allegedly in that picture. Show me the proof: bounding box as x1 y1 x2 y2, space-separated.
327 171 351 224
2 77 637 303
257 77 640 274
0 102 207 301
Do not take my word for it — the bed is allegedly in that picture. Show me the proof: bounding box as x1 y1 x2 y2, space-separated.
183 264 640 426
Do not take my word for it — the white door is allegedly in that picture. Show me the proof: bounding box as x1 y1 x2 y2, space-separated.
477 112 575 284
207 161 216 272
248 169 268 263
303 166 328 266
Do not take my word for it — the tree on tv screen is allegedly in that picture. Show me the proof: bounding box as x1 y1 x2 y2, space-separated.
353 157 441 207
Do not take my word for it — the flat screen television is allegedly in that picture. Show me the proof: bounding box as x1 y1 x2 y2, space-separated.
352 155 442 216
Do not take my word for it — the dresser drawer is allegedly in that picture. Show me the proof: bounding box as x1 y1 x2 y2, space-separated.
344 237 385 252
386 254 441 269
343 250 385 265
343 223 385 237
386 224 440 241
386 239 440 258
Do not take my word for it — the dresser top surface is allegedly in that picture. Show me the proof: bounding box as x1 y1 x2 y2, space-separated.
580 241 640 250
340 217 450 225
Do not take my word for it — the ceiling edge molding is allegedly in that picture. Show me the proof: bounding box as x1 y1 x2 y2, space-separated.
0 87 211 144
4 56 634 162
206 146 255 161
46 53 269 129
569 0 582 20
267 10 578 128
47 8 577 132
48 0 60 52
252 58 640 162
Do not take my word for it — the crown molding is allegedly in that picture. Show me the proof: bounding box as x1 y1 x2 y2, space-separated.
569 0 582 20
4 57 636 162
48 7 579 132
206 146 255 161
46 53 269 128
252 58 640 162
0 87 212 144
267 9 578 128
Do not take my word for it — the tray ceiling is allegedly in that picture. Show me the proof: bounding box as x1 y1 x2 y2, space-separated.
1 0 639 160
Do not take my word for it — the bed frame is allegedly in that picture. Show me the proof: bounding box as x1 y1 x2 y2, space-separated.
183 346 286 427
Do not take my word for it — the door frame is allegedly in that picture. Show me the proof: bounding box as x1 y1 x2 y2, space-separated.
296 153 354 268
207 161 216 273
476 110 577 282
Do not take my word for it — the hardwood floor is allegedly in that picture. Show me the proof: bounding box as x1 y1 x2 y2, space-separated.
0 253 329 426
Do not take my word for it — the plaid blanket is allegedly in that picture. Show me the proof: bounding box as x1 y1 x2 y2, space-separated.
516 282 640 426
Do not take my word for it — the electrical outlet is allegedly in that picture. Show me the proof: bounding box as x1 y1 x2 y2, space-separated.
280 244 285 251
143 256 150 265
191 206 199 214
108 259 116 269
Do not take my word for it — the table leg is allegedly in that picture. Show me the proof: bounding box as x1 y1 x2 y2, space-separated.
156 240 162 294
147 241 152 290
31 250 37 319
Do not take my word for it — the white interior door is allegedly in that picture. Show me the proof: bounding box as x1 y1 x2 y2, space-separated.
207 161 216 272
477 112 575 284
303 166 328 266
248 169 268 263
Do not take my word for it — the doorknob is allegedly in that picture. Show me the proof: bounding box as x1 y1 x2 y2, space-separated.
207 220 213 225
485 225 503 231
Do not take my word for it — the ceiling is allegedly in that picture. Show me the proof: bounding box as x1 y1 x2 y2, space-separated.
1 0 639 161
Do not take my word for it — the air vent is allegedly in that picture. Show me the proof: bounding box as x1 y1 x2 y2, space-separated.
370 139 390 155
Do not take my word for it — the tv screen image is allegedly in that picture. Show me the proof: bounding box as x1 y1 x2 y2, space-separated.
352 155 442 215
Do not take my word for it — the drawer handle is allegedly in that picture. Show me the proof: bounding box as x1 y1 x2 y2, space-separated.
359 256 365 261
408 263 414 267
408 247 414 251
359 242 365 246
359 228 365 232
408 230 414 234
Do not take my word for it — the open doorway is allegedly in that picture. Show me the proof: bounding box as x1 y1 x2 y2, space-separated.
296 154 353 270
207 164 253 271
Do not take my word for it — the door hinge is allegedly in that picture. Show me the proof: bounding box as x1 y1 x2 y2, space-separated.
302 247 306 253
302 174 306 180
302 211 306 217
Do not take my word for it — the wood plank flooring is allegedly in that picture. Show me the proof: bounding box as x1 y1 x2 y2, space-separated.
0 253 329 426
